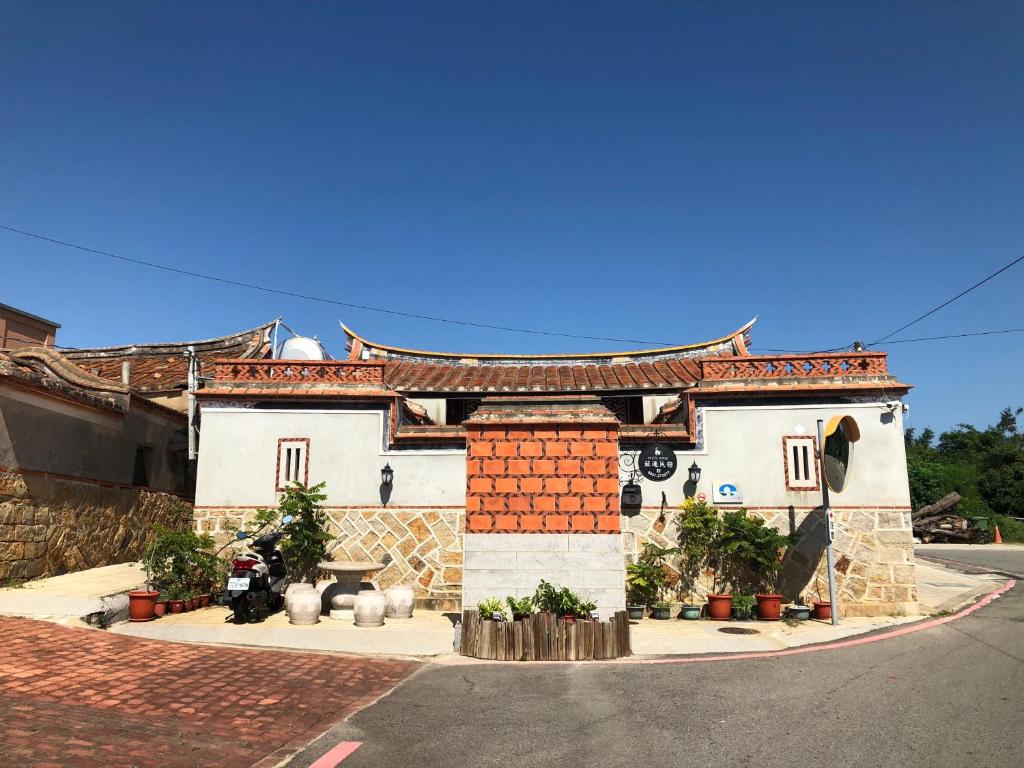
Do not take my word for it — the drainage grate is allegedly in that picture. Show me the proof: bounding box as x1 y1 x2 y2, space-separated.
718 627 760 635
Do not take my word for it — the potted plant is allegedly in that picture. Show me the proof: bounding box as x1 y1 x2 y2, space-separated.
731 594 756 621
130 534 168 622
678 600 701 620
650 600 671 620
813 600 833 621
677 499 731 620
143 526 219 617
477 597 506 621
715 509 794 621
506 595 534 621
533 580 560 616
625 543 677 620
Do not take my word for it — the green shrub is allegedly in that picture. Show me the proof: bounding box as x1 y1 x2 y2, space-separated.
253 481 331 583
477 597 506 620
506 595 534 618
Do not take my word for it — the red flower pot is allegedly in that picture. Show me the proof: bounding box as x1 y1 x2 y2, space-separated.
813 601 832 621
153 600 168 618
562 615 576 624
169 600 184 613
199 594 211 608
756 594 783 621
706 594 733 621
127 590 159 622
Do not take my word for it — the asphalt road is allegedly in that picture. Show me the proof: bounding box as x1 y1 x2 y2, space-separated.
291 547 1023 768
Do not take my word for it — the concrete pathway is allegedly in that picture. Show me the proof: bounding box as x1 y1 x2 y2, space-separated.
0 562 145 625
112 604 459 657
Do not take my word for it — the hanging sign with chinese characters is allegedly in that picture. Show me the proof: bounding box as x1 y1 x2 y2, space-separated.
638 443 677 482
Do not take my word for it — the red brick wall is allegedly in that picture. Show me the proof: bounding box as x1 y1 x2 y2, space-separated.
465 424 620 534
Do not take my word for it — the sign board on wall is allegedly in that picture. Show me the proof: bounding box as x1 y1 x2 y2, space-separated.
712 482 743 504
638 443 677 482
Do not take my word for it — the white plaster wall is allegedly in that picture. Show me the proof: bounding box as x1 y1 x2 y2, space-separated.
407 397 447 425
622 402 910 509
195 406 466 507
462 533 626 619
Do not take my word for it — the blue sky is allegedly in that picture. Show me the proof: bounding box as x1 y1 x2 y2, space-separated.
2 2 1021 433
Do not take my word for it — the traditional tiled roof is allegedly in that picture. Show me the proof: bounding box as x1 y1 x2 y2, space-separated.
341 320 756 394
65 320 276 393
0 347 129 414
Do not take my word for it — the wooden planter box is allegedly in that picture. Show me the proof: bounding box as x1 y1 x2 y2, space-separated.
460 610 631 661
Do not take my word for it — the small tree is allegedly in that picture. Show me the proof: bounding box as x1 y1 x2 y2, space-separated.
675 498 723 597
716 509 794 594
255 481 331 583
625 543 678 606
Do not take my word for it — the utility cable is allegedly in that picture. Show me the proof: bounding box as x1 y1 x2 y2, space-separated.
870 252 1024 344
0 223 676 347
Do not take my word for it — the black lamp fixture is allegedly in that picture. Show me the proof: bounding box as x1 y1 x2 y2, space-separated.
687 461 702 485
381 463 394 486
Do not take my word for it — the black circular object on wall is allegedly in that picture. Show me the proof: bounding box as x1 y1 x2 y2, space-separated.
638 443 677 481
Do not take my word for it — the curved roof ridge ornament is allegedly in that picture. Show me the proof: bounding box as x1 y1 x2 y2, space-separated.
337 317 758 363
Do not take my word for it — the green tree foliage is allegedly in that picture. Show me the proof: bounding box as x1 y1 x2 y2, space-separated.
255 482 332 583
905 407 1024 541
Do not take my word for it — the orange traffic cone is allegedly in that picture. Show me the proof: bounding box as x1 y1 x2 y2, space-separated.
993 526 1003 544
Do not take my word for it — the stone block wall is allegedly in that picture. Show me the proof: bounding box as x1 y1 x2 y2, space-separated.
622 504 918 616
196 506 464 606
0 470 193 583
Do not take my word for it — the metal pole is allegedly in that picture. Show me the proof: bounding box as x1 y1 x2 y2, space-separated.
187 345 197 461
817 419 839 625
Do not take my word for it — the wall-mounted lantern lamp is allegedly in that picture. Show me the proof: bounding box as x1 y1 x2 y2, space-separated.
381 463 394 486
687 461 702 485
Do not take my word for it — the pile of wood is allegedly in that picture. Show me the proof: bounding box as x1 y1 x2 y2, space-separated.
912 492 986 543
459 610 631 661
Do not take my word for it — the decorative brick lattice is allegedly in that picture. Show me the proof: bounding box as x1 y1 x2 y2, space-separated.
465 425 621 534
212 359 385 385
701 352 889 381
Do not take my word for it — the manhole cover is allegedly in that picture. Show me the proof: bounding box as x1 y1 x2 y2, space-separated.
718 627 760 635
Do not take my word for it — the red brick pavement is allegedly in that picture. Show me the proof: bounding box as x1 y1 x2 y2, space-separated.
0 617 420 768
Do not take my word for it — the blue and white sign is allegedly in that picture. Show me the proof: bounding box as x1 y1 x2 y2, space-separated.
712 482 743 504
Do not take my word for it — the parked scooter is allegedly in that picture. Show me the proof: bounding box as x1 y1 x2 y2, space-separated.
224 515 293 624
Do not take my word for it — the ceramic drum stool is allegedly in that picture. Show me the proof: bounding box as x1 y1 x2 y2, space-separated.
384 585 415 619
353 589 386 627
284 582 315 612
286 586 321 625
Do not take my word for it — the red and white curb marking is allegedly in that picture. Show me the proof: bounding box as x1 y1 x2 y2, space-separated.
621 577 1016 666
308 741 362 768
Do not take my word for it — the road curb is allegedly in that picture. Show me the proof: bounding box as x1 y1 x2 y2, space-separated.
616 577 1016 665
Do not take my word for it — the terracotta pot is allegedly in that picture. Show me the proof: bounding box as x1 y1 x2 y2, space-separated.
384 585 415 619
562 615 576 624
706 594 733 621
756 594 783 621
153 600 168 618
813 601 833 620
353 589 386 627
199 594 210 608
127 590 159 622
169 599 184 614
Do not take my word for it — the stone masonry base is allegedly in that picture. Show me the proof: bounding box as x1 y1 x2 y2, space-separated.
463 532 626 619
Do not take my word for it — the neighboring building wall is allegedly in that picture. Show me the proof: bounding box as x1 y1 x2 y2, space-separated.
0 305 59 350
621 402 915 616
0 386 187 493
0 469 192 582
193 405 467 603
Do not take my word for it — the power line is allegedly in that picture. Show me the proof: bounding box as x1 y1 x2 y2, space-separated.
0 223 676 347
871 252 1024 344
873 327 1024 345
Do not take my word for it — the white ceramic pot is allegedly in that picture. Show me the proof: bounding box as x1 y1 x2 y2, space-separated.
353 589 386 627
286 587 321 625
384 585 415 619
284 582 315 611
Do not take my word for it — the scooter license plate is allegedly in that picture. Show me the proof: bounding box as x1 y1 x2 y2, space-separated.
227 577 250 590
